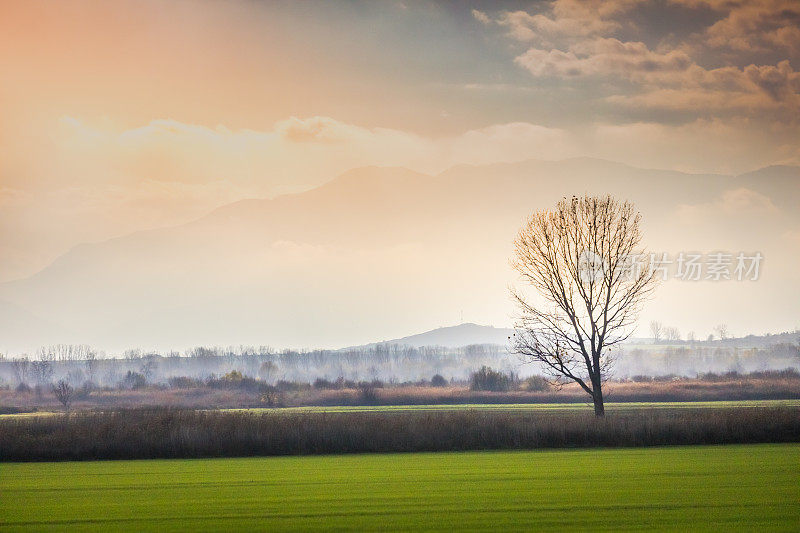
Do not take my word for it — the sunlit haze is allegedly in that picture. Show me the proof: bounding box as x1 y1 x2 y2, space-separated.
1 0 798 353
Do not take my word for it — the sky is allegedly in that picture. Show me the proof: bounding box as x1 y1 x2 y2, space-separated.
0 0 798 349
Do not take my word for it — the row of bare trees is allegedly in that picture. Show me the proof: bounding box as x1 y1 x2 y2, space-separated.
10 352 99 389
650 321 731 343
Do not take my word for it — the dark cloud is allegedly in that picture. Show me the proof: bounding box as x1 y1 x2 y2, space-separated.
477 0 800 121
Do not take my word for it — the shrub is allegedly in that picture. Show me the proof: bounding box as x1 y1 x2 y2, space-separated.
313 378 337 390
522 375 550 392
358 382 378 404
470 366 511 392
430 374 448 387
653 374 680 382
699 371 741 382
312 377 358 390
275 380 306 392
52 380 73 410
259 386 282 407
749 368 800 380
74 381 95 400
168 376 201 389
120 371 147 390
207 372 262 392
222 370 244 383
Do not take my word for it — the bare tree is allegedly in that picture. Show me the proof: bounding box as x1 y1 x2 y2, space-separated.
52 380 73 411
84 350 98 385
11 357 30 386
259 360 278 383
140 355 158 383
41 344 93 362
714 324 730 341
650 321 663 343
31 358 54 399
664 327 681 342
124 348 143 360
511 195 659 416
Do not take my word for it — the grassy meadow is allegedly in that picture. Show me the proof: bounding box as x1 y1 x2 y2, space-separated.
228 398 800 413
3 398 799 419
1 444 798 531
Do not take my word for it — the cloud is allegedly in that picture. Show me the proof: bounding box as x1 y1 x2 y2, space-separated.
515 38 693 78
471 9 490 25
447 122 570 165
744 60 800 100
493 1 641 46
277 116 373 144
674 187 784 241
497 10 615 46
479 0 800 120
683 0 800 55
717 188 780 213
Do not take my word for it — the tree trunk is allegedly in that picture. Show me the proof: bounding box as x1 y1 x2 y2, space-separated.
592 380 605 417
593 396 605 417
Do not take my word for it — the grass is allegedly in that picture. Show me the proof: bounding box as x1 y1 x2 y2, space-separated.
4 398 799 419
1 444 798 531
229 398 800 414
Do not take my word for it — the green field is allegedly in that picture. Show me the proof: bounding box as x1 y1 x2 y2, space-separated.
2 444 798 531
229 398 800 414
3 399 799 419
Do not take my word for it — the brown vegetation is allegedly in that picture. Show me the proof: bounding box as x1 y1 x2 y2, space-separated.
1 407 798 461
0 372 797 413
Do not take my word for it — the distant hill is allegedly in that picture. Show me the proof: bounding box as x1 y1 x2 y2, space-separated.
352 323 516 350
357 326 800 351
710 330 800 349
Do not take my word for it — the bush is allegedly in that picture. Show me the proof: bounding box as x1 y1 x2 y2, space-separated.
470 366 511 392
699 372 741 382
653 374 680 382
430 374 448 387
52 380 73 410
120 371 147 390
275 380 307 392
221 370 244 383
522 375 550 392
313 378 337 389
358 382 379 404
74 381 96 400
749 369 800 380
168 376 201 389
15 382 32 393
259 386 282 407
207 372 262 392
312 377 358 390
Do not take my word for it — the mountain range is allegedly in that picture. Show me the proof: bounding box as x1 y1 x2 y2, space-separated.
1 157 797 354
